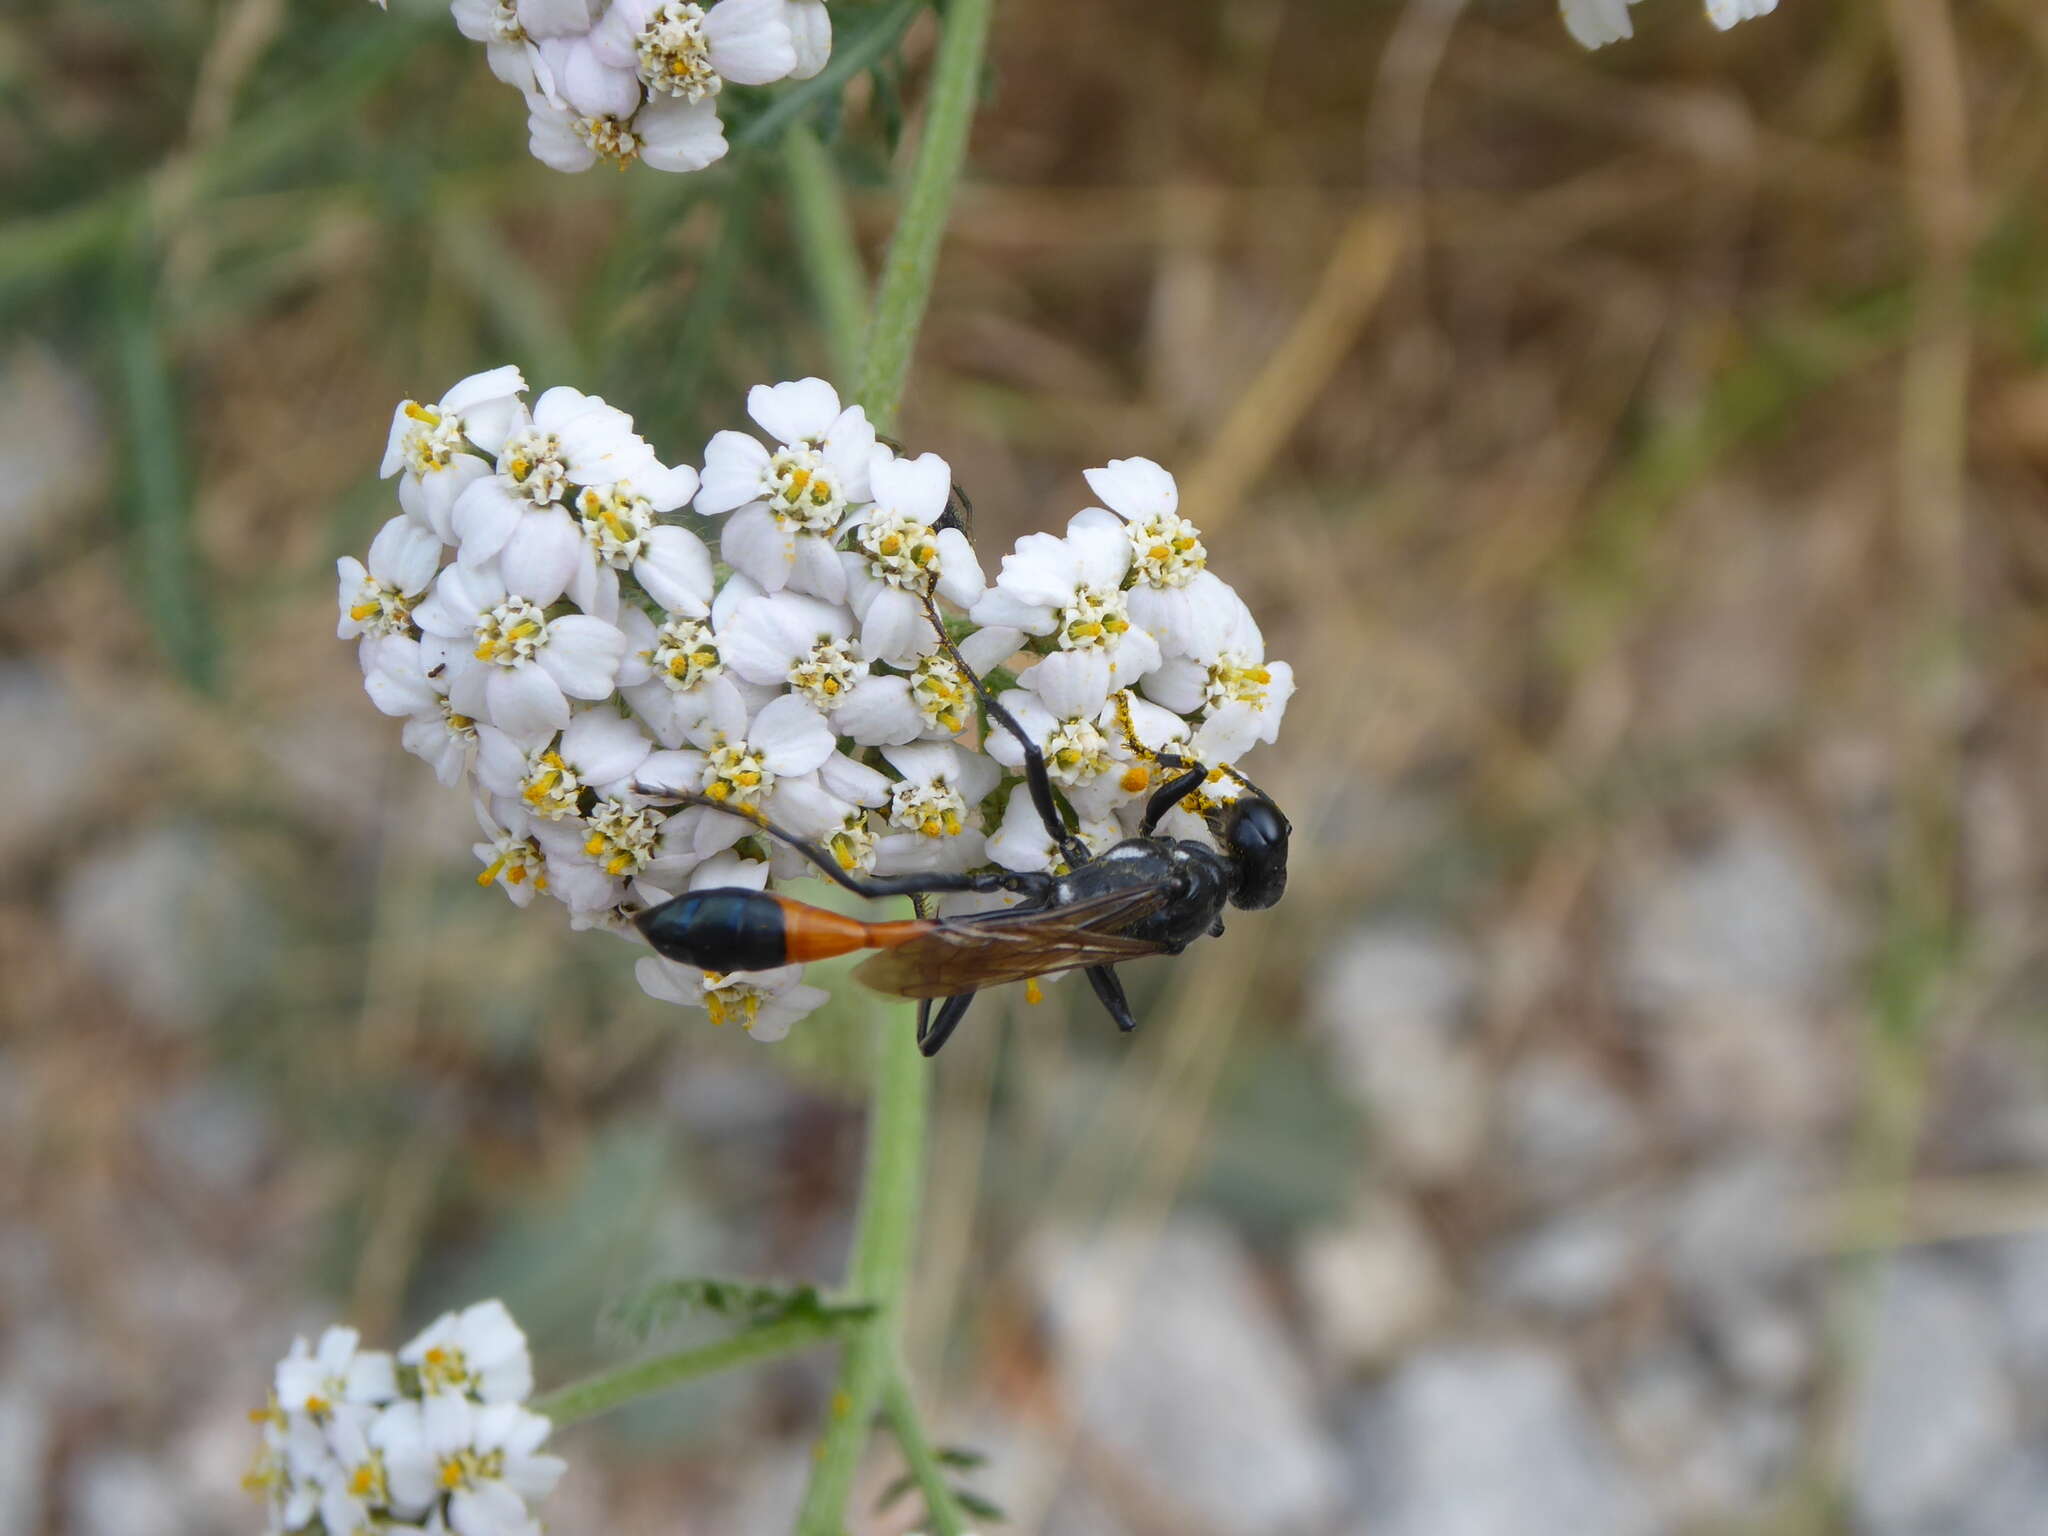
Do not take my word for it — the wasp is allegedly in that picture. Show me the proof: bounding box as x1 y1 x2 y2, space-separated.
632 564 1290 1056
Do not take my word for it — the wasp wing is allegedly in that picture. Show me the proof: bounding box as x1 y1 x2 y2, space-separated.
853 885 1173 1000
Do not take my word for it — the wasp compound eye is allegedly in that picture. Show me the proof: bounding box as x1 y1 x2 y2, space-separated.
1224 796 1290 910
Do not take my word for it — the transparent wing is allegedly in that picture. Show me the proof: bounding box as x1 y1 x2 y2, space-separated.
853 885 1172 1000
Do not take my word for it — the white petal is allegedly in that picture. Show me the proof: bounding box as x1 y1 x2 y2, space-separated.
499 508 583 606
784 0 831 78
747 377 841 446
722 503 795 592
832 674 922 746
818 750 890 806
452 479 525 568
487 663 572 743
562 709 654 785
634 525 715 616
639 95 729 174
819 407 877 500
788 533 848 603
1066 506 1134 590
1140 656 1207 715
1082 456 1179 521
859 587 927 666
706 0 798 82
368 514 444 593
749 693 837 775
868 450 952 523
989 531 1076 609
695 430 771 514
933 527 985 608
956 624 1023 675
361 635 440 717
1026 649 1112 720
536 614 628 699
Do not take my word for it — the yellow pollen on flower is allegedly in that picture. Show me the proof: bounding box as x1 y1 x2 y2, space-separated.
304 1395 330 1416
349 1465 378 1497
350 602 380 622
1025 978 1045 1005
1122 765 1151 793
707 782 730 801
403 402 439 425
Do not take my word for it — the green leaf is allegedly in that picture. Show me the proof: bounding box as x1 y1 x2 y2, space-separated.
605 1274 875 1345
111 232 216 692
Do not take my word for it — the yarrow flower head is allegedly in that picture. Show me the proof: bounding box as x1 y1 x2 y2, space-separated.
1560 0 1778 48
344 370 1293 1039
248 1299 561 1536
438 0 833 174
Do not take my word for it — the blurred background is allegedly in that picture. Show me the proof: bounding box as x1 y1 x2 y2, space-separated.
7 0 2048 1530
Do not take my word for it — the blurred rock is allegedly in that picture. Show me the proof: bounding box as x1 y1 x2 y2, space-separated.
1487 1201 1643 1320
1351 1344 1652 1536
1312 924 1485 1183
0 1380 50 1535
68 1449 184 1536
1935 1448 2048 1536
57 822 270 1032
0 664 116 873
1033 1219 1346 1535
1663 1152 1811 1303
1499 1053 1644 1206
0 343 104 581
1295 1196 1446 1369
142 1079 274 1200
1610 1348 1799 1523
1616 811 1844 1011
1990 1231 2048 1395
1847 1257 2014 1532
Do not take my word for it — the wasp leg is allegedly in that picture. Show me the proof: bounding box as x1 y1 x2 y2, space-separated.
917 596 1089 868
1138 763 1212 835
1086 965 1140 1034
631 786 1056 906
918 993 978 1057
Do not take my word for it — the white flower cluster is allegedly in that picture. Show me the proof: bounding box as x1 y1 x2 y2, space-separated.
1561 0 1777 48
248 1301 562 1536
346 368 1295 1041
444 0 830 173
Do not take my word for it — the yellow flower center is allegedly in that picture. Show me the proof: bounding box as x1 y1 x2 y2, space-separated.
637 2 722 102
473 597 549 667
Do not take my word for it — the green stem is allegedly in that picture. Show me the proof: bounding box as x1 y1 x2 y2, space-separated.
853 0 996 435
794 1002 930 1532
782 123 868 385
792 3 995 1525
533 1312 858 1427
883 1370 973 1536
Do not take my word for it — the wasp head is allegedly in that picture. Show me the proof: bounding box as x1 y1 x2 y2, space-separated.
1214 793 1290 910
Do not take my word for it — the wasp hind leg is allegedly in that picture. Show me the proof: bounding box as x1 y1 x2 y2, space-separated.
918 993 977 1057
1086 965 1140 1034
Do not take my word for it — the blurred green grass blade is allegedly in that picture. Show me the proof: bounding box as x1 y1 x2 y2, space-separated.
731 0 923 150
113 236 217 693
433 208 584 384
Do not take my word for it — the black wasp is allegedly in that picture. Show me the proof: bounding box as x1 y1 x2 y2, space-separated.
632 507 1290 1056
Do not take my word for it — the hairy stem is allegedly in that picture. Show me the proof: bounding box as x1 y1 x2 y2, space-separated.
853 0 995 435
534 1311 862 1427
794 3 996 1526
884 1369 973 1536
